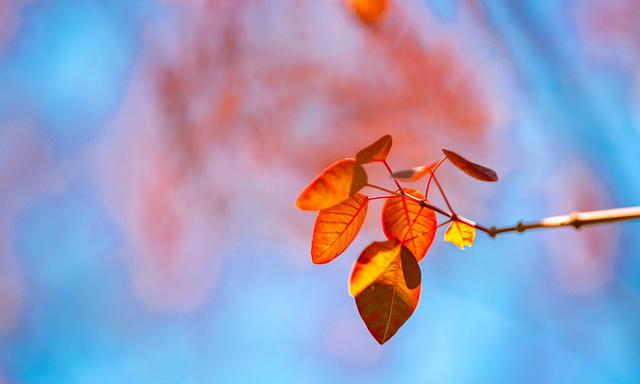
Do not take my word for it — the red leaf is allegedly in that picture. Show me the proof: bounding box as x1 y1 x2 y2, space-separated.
349 240 400 297
356 135 392 164
312 193 368 264
442 148 498 182
355 251 421 344
400 246 420 289
296 158 368 211
381 188 437 261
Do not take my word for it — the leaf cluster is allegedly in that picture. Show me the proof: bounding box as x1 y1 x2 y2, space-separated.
296 135 498 344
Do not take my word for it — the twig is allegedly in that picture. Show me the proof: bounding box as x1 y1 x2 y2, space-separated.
366 184 640 238
485 207 640 237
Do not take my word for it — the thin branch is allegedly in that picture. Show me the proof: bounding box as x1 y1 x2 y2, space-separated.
365 188 640 239
485 207 640 237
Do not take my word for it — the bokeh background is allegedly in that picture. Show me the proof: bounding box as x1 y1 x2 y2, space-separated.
1 0 639 383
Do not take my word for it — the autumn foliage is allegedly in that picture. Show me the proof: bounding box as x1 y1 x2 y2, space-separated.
296 135 499 344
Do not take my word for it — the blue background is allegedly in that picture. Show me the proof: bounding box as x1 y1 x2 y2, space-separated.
1 1 639 383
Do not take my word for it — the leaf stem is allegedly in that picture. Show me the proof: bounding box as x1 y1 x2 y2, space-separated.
437 219 452 229
425 156 447 197
366 184 396 195
368 195 398 201
367 183 451 218
382 160 404 193
432 175 454 214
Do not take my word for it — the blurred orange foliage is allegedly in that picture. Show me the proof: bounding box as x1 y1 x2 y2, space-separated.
105 0 498 312
345 0 388 25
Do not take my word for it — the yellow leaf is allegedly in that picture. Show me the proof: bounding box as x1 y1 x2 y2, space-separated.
444 220 476 250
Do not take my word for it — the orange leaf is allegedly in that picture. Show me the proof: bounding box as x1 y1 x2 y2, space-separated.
444 220 476 250
356 134 392 164
391 161 438 182
400 246 420 289
296 158 368 211
381 188 437 261
345 0 388 25
442 148 498 182
311 193 368 264
355 252 421 344
349 240 400 297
